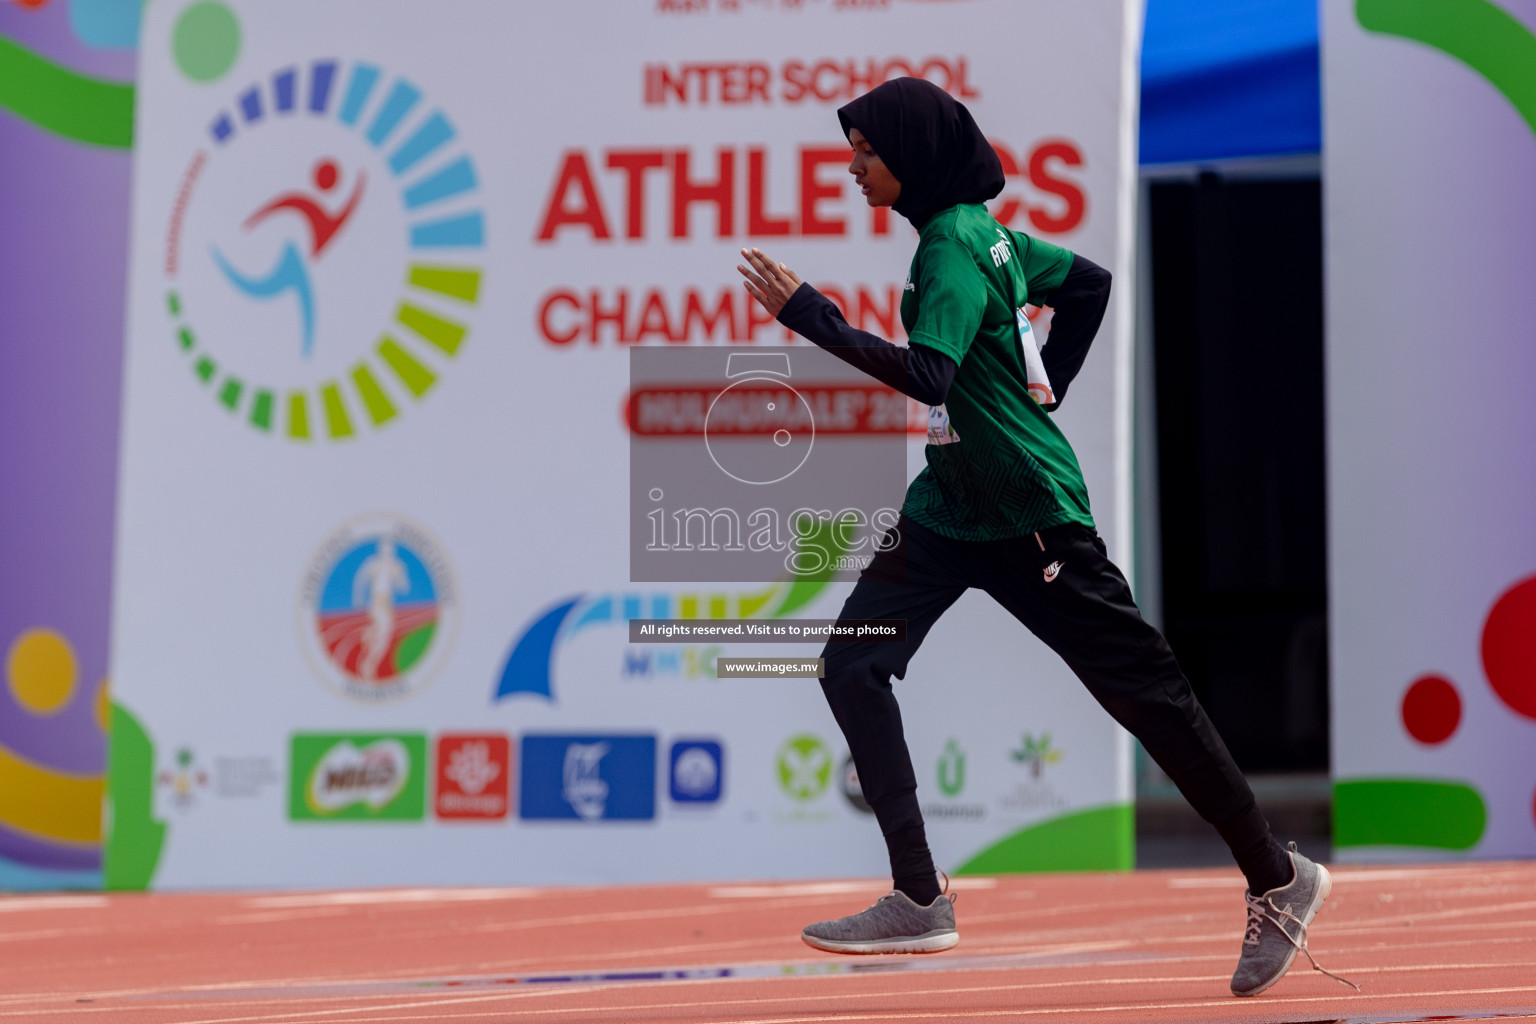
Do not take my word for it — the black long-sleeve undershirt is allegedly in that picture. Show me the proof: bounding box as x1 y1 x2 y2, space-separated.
775 253 1112 409
1035 253 1112 411
776 282 958 405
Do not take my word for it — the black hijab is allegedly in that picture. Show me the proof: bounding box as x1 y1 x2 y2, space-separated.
837 78 1004 230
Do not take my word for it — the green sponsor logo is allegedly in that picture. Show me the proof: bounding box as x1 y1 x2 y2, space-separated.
937 738 967 797
1011 732 1062 780
289 733 426 821
776 734 832 801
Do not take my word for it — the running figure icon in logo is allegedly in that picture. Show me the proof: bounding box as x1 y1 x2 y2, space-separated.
165 59 486 441
210 159 366 358
299 517 458 703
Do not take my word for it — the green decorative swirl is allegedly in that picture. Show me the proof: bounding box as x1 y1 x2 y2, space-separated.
0 34 134 148
1358 0 1536 139
103 702 166 891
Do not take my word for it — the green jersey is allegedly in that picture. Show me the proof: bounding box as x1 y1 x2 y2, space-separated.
900 203 1094 541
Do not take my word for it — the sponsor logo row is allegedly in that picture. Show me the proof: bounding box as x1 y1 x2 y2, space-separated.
162 729 1063 826
289 733 723 823
286 730 1062 821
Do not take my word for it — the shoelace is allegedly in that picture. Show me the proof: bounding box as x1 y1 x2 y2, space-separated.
878 872 959 912
1244 892 1359 990
938 869 958 908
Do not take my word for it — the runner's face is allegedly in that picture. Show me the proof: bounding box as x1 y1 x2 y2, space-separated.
847 128 900 208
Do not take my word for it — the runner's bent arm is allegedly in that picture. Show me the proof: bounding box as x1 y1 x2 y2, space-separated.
775 283 958 405
738 246 959 405
1034 254 1111 410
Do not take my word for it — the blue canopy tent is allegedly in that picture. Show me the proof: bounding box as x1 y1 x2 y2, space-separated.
1140 0 1321 164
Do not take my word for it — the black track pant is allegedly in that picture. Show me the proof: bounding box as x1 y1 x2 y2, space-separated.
820 516 1283 897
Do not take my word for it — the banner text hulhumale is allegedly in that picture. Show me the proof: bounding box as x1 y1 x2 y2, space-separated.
108 0 1142 889
1324 0 1536 860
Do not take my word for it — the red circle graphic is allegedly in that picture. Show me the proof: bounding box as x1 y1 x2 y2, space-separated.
1401 675 1462 745
1482 575 1536 722
313 159 339 192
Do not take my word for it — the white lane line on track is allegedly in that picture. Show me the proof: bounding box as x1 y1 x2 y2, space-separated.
681 988 1536 1024
243 887 544 909
13 975 1536 1024
411 934 793 974
952 934 1535 970
198 1007 1536 1024
0 985 613 1022
1004 912 1536 950
462 894 869 934
357 983 1536 1023
1166 866 1536 888
215 907 353 925
125 981 1536 1024
0 926 103 944
16 953 1522 1011
0 896 109 913
710 879 998 899
3 890 1523 1007
2 956 1532 1022
1 927 1527 1008
1343 896 1536 925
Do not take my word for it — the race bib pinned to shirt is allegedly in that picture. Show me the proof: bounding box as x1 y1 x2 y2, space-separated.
927 404 960 445
1016 308 1054 405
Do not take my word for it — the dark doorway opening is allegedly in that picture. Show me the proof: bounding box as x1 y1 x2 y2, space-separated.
1149 174 1329 774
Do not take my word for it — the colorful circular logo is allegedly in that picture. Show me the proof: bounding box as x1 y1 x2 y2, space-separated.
776 734 832 802
163 59 484 442
299 517 457 702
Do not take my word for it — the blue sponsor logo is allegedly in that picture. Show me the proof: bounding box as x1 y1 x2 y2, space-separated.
491 579 823 704
669 740 723 804
519 734 656 821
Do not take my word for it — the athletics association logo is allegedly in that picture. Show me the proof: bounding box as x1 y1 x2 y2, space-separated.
163 59 484 441
298 516 457 703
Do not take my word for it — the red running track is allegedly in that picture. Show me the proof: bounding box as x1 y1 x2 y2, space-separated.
1 861 1533 1023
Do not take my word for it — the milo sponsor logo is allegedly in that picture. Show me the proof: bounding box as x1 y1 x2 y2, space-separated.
289 733 426 821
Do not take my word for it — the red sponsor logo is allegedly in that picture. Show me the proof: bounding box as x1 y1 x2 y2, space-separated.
434 734 511 820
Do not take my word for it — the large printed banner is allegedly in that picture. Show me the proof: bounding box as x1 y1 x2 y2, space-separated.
1324 0 1536 860
108 0 1141 889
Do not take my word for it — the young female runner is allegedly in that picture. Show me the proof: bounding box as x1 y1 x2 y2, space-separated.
736 77 1346 998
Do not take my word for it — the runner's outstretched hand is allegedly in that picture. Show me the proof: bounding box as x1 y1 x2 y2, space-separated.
737 248 803 317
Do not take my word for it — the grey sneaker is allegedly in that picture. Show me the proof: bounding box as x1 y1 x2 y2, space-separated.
801 889 959 954
1231 843 1357 997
